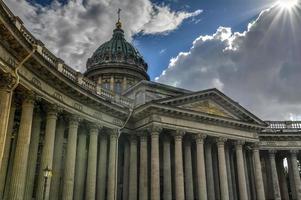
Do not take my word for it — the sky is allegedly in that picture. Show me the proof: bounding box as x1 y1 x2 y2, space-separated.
4 0 301 120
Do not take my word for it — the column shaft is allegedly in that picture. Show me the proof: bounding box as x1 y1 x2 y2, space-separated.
217 138 229 200
269 150 281 200
62 116 80 200
9 94 35 200
163 135 172 200
36 106 58 200
86 126 98 200
288 156 297 199
122 140 130 200
139 135 148 200
290 150 301 200
277 157 289 200
195 134 207 200
97 133 108 200
107 130 118 200
151 129 160 200
0 74 15 168
225 145 234 200
184 139 195 200
49 118 65 200
235 141 248 200
174 131 185 200
129 136 138 200
253 148 265 200
205 142 216 200
73 130 87 200
24 111 42 200
0 102 16 197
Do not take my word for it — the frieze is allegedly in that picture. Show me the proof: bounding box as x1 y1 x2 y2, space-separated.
73 103 83 111
31 77 41 89
93 112 103 120
112 118 123 126
260 140 301 148
53 92 63 102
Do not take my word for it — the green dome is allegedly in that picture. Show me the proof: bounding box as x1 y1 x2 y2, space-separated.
86 27 148 72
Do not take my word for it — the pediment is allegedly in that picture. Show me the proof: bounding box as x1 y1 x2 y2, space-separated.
179 99 239 120
156 88 266 126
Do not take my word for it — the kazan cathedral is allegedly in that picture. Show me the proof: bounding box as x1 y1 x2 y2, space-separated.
1 1 301 200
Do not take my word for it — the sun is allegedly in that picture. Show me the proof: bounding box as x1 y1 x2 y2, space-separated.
277 0 298 9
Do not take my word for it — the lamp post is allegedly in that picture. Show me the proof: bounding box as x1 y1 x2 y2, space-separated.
43 165 52 200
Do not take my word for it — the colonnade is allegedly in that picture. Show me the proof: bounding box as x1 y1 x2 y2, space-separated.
1 88 301 200
0 90 119 200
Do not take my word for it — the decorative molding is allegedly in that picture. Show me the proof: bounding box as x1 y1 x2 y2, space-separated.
73 103 83 111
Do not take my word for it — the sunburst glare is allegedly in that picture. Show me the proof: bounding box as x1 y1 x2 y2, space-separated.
277 0 298 9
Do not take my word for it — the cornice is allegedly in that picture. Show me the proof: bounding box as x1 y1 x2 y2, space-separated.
133 102 265 131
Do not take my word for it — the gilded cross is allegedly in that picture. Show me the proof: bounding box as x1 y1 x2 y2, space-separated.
117 8 121 22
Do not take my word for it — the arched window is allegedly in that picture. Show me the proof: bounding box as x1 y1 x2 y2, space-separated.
115 81 122 94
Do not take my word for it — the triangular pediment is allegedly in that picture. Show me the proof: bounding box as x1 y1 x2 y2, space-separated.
155 88 266 126
179 99 238 119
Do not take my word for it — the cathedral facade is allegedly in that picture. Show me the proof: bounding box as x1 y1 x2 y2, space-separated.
0 1 301 200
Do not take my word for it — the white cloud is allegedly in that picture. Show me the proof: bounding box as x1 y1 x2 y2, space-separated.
4 0 201 71
156 5 301 120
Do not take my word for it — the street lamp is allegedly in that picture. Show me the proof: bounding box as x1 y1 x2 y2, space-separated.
43 165 52 200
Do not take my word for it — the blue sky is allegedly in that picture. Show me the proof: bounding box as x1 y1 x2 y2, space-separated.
5 0 301 120
28 0 275 79
135 0 275 79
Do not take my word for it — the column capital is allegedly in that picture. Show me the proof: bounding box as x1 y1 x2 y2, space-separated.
108 129 119 139
87 123 102 133
147 125 162 135
21 90 36 105
216 137 227 146
234 140 245 149
172 130 185 140
137 131 148 142
45 104 61 118
193 133 207 144
268 149 277 155
0 72 16 91
290 149 299 155
68 114 81 127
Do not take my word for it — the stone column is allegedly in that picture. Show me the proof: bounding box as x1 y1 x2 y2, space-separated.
194 133 207 200
62 115 80 200
9 92 35 200
110 76 115 91
49 117 66 200
122 76 127 92
225 145 234 200
277 157 289 200
36 105 59 200
173 130 185 200
288 156 297 199
86 124 99 200
97 132 108 200
252 145 265 200
184 139 195 200
205 141 216 200
139 133 148 200
74 128 88 200
0 73 15 168
129 135 138 200
235 141 248 200
24 109 42 200
107 129 119 200
290 150 301 200
163 135 172 200
150 126 161 200
217 137 229 200
122 140 130 200
0 100 16 197
269 150 281 200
